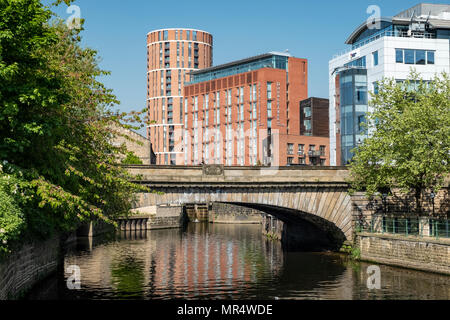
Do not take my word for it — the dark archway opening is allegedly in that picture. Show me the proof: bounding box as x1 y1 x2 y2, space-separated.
220 202 346 252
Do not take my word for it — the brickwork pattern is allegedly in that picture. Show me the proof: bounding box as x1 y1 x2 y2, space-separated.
0 237 60 299
357 233 450 275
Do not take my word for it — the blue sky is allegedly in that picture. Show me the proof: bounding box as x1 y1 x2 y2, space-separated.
48 0 446 133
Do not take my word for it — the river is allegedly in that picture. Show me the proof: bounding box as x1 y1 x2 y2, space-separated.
26 223 449 300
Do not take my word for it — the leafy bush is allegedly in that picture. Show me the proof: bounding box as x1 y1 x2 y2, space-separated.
121 152 143 165
0 169 25 254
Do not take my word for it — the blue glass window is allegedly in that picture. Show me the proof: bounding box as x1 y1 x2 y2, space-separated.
427 51 435 64
396 49 403 63
404 50 415 64
373 51 379 66
396 49 435 65
415 50 426 65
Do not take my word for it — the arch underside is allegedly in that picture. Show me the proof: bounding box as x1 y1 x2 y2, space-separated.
135 185 353 241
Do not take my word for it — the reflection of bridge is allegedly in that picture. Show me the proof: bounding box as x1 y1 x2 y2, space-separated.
127 165 354 244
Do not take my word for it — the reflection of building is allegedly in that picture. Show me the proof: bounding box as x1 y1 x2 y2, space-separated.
148 225 282 297
183 52 330 166
329 3 450 165
71 225 283 298
146 28 213 165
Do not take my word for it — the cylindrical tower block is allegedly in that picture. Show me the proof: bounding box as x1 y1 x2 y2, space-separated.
147 28 213 165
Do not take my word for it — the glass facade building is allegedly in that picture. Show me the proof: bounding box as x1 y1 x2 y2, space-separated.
329 3 450 166
338 68 368 165
189 53 289 84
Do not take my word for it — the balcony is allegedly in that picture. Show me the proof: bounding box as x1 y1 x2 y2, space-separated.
308 150 321 157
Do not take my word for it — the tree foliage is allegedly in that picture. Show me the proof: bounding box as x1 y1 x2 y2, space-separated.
349 71 450 213
0 0 148 251
121 152 143 165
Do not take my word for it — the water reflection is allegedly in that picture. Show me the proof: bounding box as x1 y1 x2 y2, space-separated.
26 223 450 300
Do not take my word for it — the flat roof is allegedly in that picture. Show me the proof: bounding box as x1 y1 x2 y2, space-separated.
190 52 292 76
345 3 450 44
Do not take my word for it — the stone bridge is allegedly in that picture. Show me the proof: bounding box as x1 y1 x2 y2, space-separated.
126 165 358 246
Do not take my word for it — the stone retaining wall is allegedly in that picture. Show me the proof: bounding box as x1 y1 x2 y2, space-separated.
0 236 60 300
357 232 450 275
210 203 263 224
149 205 184 229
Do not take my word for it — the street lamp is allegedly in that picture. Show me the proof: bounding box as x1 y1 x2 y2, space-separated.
382 193 388 215
430 190 435 216
382 193 388 233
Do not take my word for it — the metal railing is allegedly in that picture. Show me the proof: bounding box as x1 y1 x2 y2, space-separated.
356 216 450 239
333 30 436 59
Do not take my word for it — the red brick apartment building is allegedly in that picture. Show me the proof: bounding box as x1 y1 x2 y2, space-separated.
147 28 213 165
183 52 330 166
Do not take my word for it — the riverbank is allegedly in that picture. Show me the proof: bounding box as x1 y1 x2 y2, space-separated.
0 236 61 299
356 232 450 276
24 223 450 300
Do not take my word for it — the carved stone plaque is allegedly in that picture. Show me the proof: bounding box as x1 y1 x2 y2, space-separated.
203 164 224 176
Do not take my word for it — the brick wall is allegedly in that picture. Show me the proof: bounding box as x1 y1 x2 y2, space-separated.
357 233 450 275
0 236 60 299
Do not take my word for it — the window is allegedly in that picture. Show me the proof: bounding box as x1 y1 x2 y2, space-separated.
345 56 366 68
396 49 403 63
373 82 379 95
320 159 326 166
298 158 305 165
304 119 311 131
298 144 304 155
404 49 414 64
304 107 311 118
427 51 435 64
320 145 326 157
287 143 294 155
415 50 426 65
267 82 272 99
358 115 366 132
267 101 272 118
396 49 435 65
287 157 293 165
372 51 379 66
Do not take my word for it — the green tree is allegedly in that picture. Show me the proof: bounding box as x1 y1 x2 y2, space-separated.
0 0 148 250
349 72 450 214
121 152 143 165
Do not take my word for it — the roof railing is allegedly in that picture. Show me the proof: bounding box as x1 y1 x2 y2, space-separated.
333 30 436 59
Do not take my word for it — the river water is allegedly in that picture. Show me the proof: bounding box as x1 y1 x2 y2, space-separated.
27 223 449 300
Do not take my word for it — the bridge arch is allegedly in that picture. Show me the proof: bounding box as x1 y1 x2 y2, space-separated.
134 184 353 242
